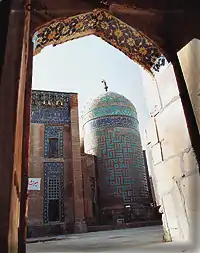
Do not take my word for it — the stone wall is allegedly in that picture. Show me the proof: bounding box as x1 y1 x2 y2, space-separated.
178 39 200 132
143 41 200 243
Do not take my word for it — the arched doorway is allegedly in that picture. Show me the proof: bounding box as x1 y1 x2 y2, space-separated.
29 5 166 231
0 2 200 253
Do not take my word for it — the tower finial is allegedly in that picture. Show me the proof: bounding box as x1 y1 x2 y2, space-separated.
102 79 108 92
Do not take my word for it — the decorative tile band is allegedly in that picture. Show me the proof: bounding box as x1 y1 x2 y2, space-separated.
32 9 163 74
44 126 63 158
31 90 70 108
84 115 139 131
31 107 70 124
31 90 70 124
44 162 64 224
82 106 138 124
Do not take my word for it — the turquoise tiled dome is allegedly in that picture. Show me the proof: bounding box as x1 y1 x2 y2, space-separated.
82 92 149 208
81 92 137 125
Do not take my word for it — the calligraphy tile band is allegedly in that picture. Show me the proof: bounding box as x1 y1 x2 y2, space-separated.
31 90 70 124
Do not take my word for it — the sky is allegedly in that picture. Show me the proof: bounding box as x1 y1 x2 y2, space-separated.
32 35 150 146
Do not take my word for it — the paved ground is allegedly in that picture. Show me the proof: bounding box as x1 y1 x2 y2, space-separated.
26 225 193 253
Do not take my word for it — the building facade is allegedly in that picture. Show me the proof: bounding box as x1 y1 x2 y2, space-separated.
28 90 96 237
81 92 152 223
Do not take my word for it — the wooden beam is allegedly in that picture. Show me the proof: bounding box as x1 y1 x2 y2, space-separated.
18 26 32 253
0 0 26 252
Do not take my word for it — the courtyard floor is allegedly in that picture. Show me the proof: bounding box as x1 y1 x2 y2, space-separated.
26 225 193 253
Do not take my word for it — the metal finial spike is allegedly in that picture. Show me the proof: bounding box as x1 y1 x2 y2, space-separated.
100 0 110 7
102 79 108 92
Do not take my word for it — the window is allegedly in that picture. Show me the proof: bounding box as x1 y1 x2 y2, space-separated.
44 163 64 224
48 199 60 222
48 176 61 222
49 138 58 158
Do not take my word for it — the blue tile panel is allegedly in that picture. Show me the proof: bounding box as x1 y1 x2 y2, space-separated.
82 106 137 124
31 90 70 124
31 107 70 124
44 162 65 224
85 115 139 131
44 126 64 158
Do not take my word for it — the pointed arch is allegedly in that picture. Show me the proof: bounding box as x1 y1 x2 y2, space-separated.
32 9 165 74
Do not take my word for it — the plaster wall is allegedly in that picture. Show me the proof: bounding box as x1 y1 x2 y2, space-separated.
143 41 200 242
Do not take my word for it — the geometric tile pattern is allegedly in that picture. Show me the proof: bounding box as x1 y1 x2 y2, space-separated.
32 9 163 74
86 128 149 206
31 90 70 124
85 115 139 131
44 126 63 158
43 162 65 224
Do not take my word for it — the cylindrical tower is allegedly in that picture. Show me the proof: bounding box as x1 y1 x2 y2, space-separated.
81 92 149 213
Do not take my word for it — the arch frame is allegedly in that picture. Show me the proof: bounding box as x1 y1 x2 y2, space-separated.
32 9 166 75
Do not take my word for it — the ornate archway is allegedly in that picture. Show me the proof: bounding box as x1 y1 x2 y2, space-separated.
32 9 165 75
1 1 200 252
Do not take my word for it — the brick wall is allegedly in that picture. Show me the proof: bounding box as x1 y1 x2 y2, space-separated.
81 153 97 224
28 92 86 237
70 94 87 232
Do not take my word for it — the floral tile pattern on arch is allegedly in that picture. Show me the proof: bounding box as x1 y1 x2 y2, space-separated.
33 9 163 74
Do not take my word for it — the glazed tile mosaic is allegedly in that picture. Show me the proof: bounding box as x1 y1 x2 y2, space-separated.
84 92 136 111
82 92 149 207
84 126 141 152
82 106 138 124
44 162 65 223
81 92 138 124
32 9 163 74
86 128 149 205
44 126 63 158
85 116 139 131
31 90 70 124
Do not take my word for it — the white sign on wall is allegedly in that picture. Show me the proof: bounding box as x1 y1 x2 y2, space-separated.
28 178 41 191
